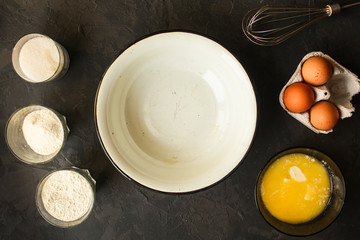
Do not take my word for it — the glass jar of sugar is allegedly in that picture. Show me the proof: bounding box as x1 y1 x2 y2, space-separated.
36 167 96 228
12 33 70 83
5 105 69 164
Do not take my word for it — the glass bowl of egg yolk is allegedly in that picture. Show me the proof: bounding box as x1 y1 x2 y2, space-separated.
256 147 345 236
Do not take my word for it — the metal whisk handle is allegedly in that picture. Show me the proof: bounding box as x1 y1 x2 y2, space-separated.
326 4 341 16
326 2 360 16
342 2 360 9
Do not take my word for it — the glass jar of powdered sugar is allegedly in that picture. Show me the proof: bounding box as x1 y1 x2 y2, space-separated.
36 167 96 228
12 33 69 83
5 105 69 164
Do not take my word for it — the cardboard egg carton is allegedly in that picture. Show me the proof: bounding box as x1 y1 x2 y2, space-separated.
279 51 360 134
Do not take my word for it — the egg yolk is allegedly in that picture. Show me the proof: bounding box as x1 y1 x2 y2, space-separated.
260 153 331 224
302 56 333 86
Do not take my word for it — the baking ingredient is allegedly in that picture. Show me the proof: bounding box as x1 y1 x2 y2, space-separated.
18 36 60 82
283 82 315 113
41 170 93 222
310 101 339 131
260 153 330 224
301 56 333 86
22 109 64 155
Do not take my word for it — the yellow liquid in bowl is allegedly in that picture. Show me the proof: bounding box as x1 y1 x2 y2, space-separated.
260 153 331 224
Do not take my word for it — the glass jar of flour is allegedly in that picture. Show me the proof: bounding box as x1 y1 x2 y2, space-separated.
12 33 70 83
36 167 96 228
5 105 69 164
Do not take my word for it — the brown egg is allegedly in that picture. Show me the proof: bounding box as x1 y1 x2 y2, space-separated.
310 101 339 131
302 56 333 86
283 82 315 113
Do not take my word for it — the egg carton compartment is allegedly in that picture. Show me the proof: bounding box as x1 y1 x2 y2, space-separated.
279 51 360 134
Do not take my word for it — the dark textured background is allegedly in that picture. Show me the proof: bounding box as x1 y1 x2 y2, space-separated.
1 0 360 239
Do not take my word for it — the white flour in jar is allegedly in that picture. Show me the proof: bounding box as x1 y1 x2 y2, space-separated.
41 170 93 222
22 109 64 155
18 36 60 82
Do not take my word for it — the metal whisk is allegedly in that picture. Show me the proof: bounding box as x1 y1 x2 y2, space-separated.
242 2 360 46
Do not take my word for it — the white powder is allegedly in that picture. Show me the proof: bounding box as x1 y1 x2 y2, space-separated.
41 170 93 222
22 109 64 155
19 36 60 82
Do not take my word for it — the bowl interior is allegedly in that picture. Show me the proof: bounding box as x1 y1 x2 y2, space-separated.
96 32 257 192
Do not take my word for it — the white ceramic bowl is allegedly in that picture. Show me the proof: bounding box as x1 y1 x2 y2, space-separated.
95 32 257 193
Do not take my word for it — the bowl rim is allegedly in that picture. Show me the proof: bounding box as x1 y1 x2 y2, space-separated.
94 30 258 194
